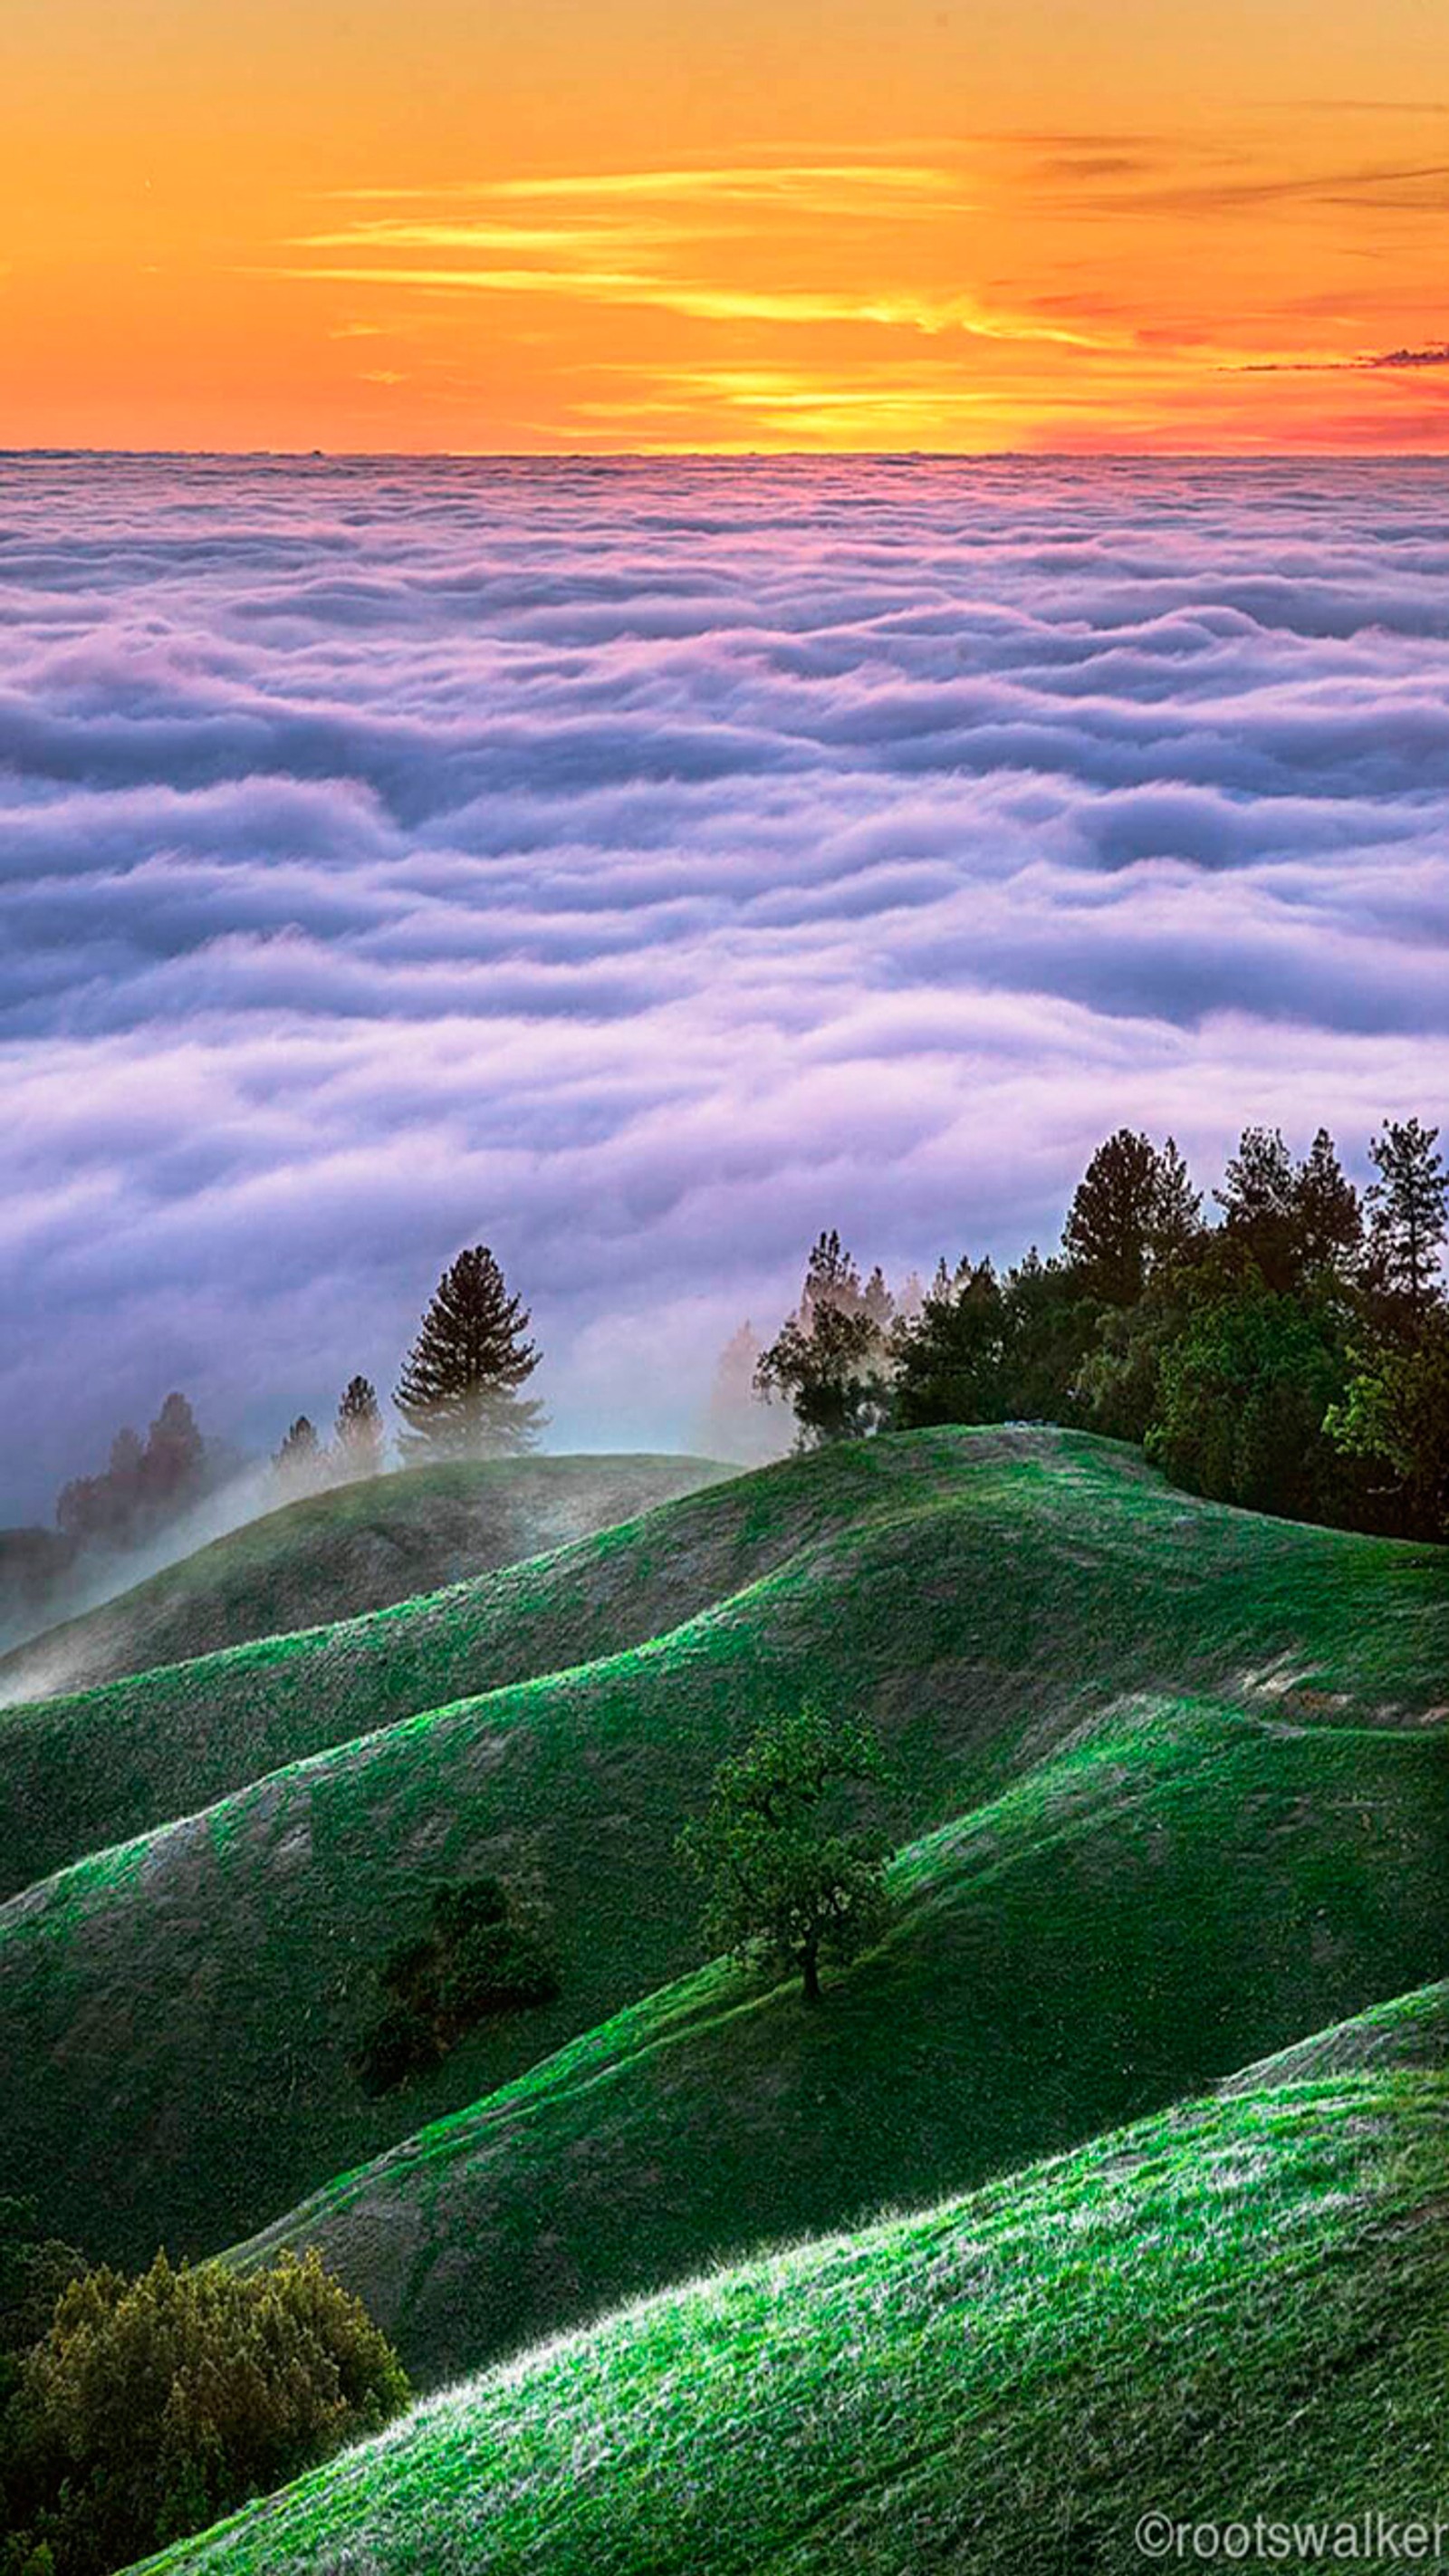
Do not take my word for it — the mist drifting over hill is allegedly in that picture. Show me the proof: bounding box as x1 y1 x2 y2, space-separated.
3 453 1446 1513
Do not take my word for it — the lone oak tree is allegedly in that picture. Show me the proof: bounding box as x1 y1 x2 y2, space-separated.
679 1707 891 2004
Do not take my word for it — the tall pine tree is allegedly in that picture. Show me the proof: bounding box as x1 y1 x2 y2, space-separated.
1366 1118 1447 1328
1063 1129 1170 1305
395 1247 544 1459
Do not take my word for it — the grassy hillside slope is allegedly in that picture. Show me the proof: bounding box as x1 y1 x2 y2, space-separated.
235 1698 1449 2387
139 1983 1449 2576
0 1440 861 1900
3 1433 1445 2283
0 1451 728 1718
6 1427 1444 1908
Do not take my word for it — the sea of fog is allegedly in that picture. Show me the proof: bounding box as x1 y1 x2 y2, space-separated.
2 452 1446 1514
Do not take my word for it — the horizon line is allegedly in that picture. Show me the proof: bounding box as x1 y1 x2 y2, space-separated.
4 444 1449 465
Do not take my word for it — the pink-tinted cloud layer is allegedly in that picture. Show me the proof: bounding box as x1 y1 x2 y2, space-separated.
2 454 1446 1508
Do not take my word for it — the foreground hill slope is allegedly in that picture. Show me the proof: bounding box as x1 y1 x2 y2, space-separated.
140 1983 1449 2576
2 1431 1445 2279
237 1695 1449 2385
0 1451 729 1715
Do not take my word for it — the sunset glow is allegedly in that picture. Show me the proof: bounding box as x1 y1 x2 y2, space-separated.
5 0 1449 452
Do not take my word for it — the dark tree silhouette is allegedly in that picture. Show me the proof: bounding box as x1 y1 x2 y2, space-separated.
1064 1129 1174 1305
1366 1118 1447 1329
1294 1128 1363 1279
335 1375 386 1479
892 1256 1007 1427
139 1391 206 1509
1214 1127 1301 1291
1148 1136 1204 1272
1214 1126 1363 1295
394 1246 544 1459
56 1395 209 1549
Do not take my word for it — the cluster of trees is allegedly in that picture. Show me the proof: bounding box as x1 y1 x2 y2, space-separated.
0 2202 407 2576
1 1395 231 1641
2 1248 542 1632
271 1245 544 1501
273 1374 387 1497
752 1118 1449 1538
54 1394 225 1554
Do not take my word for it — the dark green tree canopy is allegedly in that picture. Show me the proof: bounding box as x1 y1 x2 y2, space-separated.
892 1256 1007 1430
1145 1283 1350 1523
678 1707 892 2004
395 1245 544 1459
1328 1314 1449 1537
1213 1125 1361 1295
1063 1128 1188 1306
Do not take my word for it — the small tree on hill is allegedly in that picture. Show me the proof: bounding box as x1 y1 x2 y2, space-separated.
394 1246 544 1459
677 1707 891 2004
753 1231 891 1447
334 1375 386 1480
273 1415 324 1497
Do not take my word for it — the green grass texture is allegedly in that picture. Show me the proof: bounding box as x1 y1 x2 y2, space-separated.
4 1430 1444 2283
136 1980 1449 2576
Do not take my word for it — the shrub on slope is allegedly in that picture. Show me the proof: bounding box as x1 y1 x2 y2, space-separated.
2 2249 408 2575
137 1985 1449 2576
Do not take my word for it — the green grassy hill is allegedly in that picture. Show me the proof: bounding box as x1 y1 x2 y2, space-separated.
0 1451 728 1711
235 1695 1449 2388
138 1980 1449 2576
0 1429 985 1901
2 1430 1444 2285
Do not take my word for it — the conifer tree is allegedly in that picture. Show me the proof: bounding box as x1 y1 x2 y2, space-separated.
394 1246 544 1458
1294 1128 1363 1280
1149 1136 1204 1272
1064 1129 1173 1305
273 1415 324 1495
335 1375 386 1479
1366 1118 1447 1327
1214 1126 1300 1289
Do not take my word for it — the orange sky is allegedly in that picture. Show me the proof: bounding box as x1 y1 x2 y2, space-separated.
5 0 1449 452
